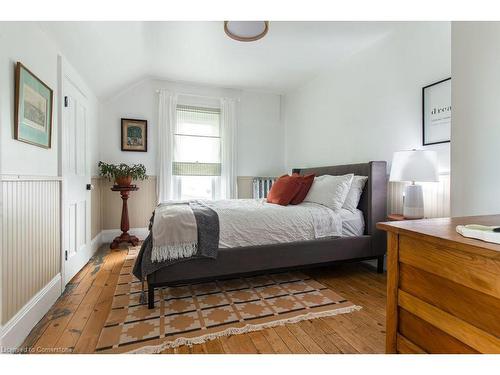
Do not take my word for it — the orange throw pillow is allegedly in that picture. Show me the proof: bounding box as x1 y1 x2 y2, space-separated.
267 175 302 206
290 173 316 205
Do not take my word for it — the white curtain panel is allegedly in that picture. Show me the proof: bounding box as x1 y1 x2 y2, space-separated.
220 97 238 199
157 90 178 203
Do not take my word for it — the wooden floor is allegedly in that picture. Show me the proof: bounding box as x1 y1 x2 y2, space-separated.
22 245 387 354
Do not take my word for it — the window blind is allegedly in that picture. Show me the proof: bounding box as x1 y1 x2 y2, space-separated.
172 161 221 176
173 105 221 176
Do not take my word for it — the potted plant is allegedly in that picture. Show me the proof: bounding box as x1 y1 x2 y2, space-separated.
98 161 148 186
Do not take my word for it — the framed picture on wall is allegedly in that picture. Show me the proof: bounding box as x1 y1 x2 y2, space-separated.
422 77 451 146
14 62 54 148
121 118 147 152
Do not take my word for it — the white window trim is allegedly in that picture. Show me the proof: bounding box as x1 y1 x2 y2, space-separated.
173 103 223 200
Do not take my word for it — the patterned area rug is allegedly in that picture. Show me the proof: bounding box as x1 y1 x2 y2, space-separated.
95 246 361 353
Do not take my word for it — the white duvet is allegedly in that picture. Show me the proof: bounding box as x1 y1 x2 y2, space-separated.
202 199 343 248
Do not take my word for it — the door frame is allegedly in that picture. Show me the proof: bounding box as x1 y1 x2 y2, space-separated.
57 55 92 290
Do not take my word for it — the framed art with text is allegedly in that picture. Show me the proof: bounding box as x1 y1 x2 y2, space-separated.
14 62 53 148
121 118 148 152
422 77 451 146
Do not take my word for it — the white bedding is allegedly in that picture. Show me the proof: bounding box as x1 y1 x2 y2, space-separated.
202 199 342 248
340 208 365 237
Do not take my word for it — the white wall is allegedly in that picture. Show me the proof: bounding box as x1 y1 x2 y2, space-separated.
0 23 100 177
99 78 284 177
451 22 500 216
283 22 451 173
238 91 284 176
0 23 60 176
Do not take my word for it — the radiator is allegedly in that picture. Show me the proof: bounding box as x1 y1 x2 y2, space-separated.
252 177 277 199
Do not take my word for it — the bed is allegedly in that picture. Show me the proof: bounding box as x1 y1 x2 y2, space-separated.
141 161 387 308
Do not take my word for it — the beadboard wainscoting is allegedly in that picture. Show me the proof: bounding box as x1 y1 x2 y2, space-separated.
0 176 62 347
388 173 451 218
90 177 157 247
101 177 157 230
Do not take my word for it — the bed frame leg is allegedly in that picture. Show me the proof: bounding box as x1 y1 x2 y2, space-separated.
148 284 155 309
376 256 385 274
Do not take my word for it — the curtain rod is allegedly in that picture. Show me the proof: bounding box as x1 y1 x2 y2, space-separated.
155 90 240 102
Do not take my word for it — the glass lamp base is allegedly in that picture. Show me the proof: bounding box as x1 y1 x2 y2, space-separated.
403 184 424 219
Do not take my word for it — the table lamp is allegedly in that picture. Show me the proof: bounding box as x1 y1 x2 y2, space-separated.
389 150 439 219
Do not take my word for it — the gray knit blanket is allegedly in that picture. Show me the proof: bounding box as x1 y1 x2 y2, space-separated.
132 200 219 281
152 202 199 262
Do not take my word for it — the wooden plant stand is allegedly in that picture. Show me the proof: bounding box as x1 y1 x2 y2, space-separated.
110 185 140 249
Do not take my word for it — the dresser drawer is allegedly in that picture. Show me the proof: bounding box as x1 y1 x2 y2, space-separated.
392 234 500 353
397 308 477 354
399 262 500 337
378 217 500 354
398 234 500 299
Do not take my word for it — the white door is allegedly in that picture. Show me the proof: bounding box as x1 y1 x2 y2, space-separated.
62 75 91 285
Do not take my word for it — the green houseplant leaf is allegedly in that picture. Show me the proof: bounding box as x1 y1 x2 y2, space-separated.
98 161 148 184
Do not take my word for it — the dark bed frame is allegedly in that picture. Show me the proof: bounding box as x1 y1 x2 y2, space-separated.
147 161 387 309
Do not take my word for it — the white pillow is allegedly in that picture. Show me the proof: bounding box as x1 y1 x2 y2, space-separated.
342 176 368 212
304 174 354 211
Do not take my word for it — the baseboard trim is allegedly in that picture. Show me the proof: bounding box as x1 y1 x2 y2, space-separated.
101 227 149 243
0 273 62 350
90 232 103 254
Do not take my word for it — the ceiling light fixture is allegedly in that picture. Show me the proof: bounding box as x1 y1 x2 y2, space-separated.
224 21 269 42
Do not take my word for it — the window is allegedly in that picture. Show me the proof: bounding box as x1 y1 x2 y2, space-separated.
172 105 221 200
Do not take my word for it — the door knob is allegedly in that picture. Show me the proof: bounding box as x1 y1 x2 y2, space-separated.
86 184 94 191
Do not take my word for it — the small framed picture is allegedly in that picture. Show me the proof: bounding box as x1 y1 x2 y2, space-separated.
14 62 54 148
422 78 451 146
121 118 147 152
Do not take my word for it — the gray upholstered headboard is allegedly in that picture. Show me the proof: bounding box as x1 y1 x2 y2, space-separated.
292 161 387 250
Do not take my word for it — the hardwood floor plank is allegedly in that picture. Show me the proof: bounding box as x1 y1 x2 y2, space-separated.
324 331 359 354
203 339 226 354
219 336 232 353
72 300 111 353
34 305 77 349
175 345 192 354
248 331 275 354
55 304 95 351
191 343 207 353
322 313 383 353
97 273 121 304
261 328 291 353
72 251 126 353
160 347 175 354
273 326 308 353
297 320 341 354
79 285 104 307
222 333 259 354
286 323 325 354
315 319 360 354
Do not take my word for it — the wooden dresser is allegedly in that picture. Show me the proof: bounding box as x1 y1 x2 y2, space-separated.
377 215 500 354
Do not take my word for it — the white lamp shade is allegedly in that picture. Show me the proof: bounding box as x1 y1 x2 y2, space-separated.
389 150 439 182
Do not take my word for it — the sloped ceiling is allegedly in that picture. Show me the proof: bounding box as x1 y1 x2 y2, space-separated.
40 21 404 98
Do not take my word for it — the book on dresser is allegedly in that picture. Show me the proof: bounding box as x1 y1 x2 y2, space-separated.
377 215 500 354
